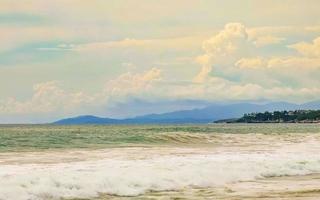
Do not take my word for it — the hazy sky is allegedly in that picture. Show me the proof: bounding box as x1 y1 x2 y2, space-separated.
1 0 320 123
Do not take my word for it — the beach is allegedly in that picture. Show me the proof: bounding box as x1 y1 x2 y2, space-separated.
102 174 320 200
0 124 320 199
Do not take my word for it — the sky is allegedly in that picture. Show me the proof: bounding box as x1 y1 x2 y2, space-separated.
1 0 320 123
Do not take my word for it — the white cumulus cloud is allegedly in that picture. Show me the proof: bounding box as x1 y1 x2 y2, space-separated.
289 37 320 58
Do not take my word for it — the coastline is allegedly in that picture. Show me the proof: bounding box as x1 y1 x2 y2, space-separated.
215 110 320 124
84 174 320 200
1 124 320 200
215 120 320 124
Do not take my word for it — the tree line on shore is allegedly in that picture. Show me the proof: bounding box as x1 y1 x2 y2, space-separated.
235 110 320 123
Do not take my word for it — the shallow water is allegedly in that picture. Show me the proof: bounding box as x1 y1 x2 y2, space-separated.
0 124 319 200
0 124 319 152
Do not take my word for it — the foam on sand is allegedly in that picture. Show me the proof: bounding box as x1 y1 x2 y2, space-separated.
0 139 320 200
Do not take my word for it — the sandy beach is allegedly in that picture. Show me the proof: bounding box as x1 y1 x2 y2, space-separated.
99 174 320 200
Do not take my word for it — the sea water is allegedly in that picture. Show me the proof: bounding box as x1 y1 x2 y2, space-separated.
0 124 319 199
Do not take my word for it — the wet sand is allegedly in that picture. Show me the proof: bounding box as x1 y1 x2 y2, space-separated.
95 174 320 200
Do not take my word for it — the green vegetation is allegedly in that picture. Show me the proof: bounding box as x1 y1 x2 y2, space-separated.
236 110 320 123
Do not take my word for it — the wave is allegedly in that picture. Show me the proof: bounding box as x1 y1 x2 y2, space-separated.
1 124 320 152
148 132 217 144
1 144 320 200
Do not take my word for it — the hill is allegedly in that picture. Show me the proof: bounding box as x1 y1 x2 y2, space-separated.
232 110 320 123
53 101 320 125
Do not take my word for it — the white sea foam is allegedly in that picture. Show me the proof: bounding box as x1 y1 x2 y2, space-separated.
0 142 320 200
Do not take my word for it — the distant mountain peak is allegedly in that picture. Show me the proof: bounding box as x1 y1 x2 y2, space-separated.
53 101 320 125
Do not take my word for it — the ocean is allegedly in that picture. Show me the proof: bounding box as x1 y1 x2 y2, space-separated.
0 124 320 199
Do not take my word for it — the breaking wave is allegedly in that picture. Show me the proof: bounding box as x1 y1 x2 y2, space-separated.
1 144 320 200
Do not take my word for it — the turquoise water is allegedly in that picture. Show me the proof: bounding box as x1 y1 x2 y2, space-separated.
0 124 319 152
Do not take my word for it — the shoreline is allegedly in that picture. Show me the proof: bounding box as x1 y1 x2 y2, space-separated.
1 125 319 200
85 174 320 200
215 121 320 124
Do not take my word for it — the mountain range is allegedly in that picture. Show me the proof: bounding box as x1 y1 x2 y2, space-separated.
53 100 320 125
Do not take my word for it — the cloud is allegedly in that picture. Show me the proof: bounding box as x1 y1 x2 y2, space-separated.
247 26 294 38
235 56 320 69
194 24 320 90
191 24 320 101
235 35 320 70
75 38 150 51
104 67 162 98
1 63 319 119
38 36 205 53
202 23 248 56
193 23 250 83
267 57 320 69
0 26 72 52
289 37 320 57
252 35 285 47
235 57 266 69
193 63 212 83
305 26 320 33
166 77 320 103
0 81 95 114
0 68 162 115
1 0 320 124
